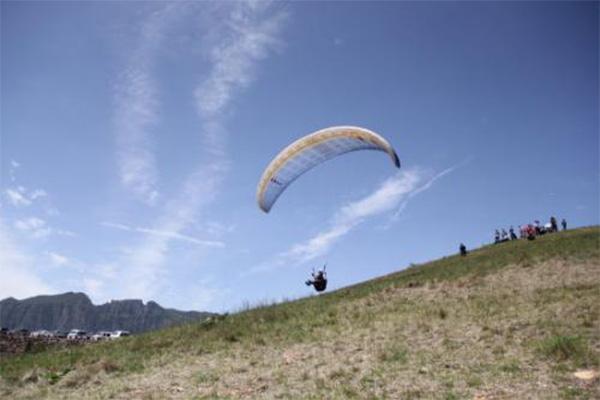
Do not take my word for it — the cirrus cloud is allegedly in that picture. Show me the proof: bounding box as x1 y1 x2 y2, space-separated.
248 165 460 275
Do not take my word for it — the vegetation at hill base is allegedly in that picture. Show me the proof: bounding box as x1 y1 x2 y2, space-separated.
1 226 598 399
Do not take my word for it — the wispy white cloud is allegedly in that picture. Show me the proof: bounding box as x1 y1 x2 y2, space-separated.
14 217 75 239
284 224 353 265
102 221 225 248
5 188 31 207
383 164 460 228
101 2 288 303
250 166 459 275
14 217 50 238
199 221 236 238
30 189 47 200
284 169 424 264
113 3 187 205
4 186 47 207
0 217 53 299
49 252 69 266
195 2 287 119
3 162 53 210
138 227 224 248
46 251 71 267
193 1 287 161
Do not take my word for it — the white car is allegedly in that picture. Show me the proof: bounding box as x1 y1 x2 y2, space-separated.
67 329 88 340
110 330 130 339
91 331 112 341
30 330 53 338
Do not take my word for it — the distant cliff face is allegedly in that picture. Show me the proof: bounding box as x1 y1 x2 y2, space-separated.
0 293 214 333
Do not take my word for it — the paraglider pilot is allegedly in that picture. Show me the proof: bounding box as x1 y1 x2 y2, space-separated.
306 265 328 292
459 243 467 256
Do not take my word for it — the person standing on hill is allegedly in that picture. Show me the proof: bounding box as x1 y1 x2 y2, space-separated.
459 243 467 256
561 218 567 231
550 216 558 232
509 226 517 240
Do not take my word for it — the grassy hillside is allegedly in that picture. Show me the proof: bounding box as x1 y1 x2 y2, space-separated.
1 226 598 399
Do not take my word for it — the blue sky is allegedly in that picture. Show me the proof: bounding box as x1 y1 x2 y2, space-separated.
1 1 598 312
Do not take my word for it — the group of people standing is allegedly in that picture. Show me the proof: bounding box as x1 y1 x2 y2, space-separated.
496 216 567 243
460 216 568 256
494 227 518 243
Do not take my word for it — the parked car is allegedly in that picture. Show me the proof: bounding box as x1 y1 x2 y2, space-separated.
30 330 54 338
110 330 130 339
54 330 68 339
67 329 88 340
91 331 112 341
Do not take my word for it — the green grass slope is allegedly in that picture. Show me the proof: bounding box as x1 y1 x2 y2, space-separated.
1 226 599 399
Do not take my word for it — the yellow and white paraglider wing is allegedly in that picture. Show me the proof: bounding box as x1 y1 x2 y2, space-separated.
257 126 400 213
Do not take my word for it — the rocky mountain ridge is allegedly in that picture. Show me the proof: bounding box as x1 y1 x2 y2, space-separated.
0 292 213 333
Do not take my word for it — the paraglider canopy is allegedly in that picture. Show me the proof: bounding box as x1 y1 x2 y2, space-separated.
257 126 400 213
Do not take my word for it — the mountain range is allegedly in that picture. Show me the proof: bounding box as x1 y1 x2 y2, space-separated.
0 292 214 333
